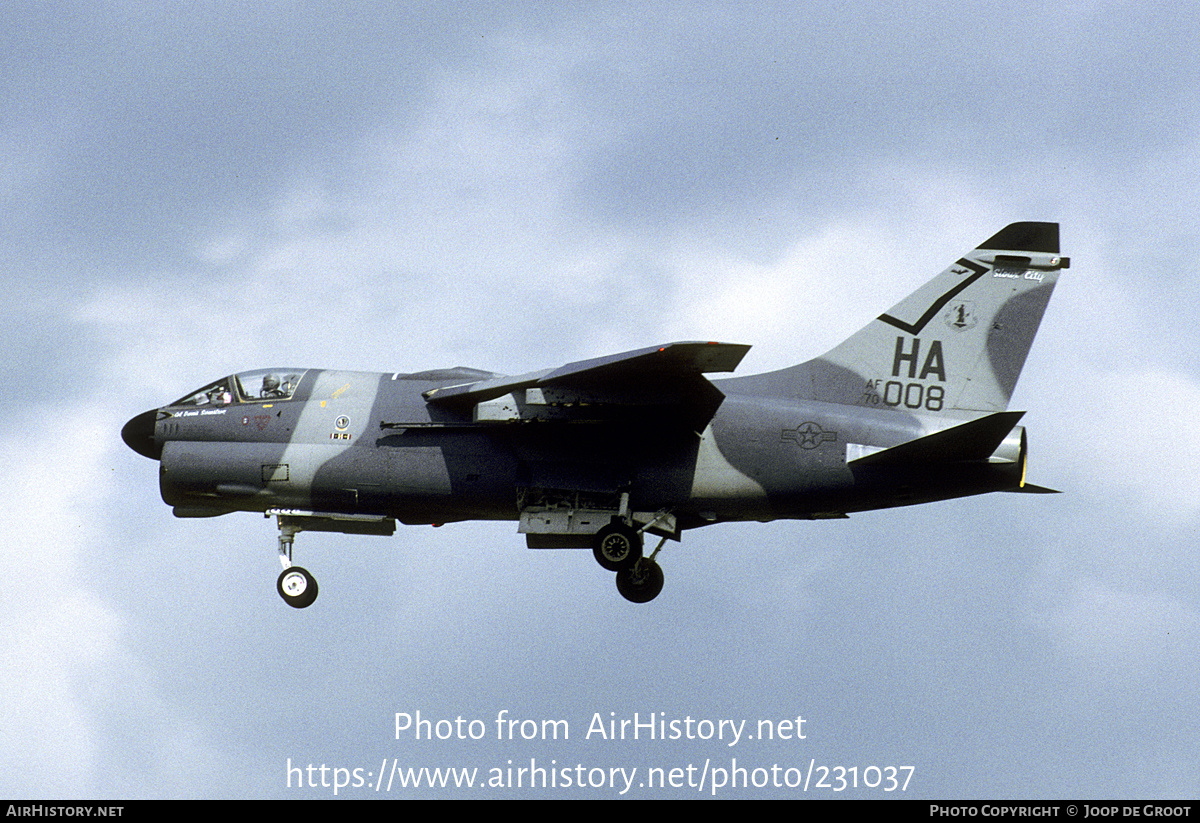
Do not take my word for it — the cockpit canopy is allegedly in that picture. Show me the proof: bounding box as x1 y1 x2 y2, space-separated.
171 369 307 407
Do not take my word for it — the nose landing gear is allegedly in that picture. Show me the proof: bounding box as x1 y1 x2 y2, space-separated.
276 516 318 609
267 509 397 609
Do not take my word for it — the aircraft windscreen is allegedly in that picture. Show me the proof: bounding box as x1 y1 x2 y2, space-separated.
171 369 306 407
233 369 305 402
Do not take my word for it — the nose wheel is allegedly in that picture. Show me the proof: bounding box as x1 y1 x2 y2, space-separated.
277 566 318 609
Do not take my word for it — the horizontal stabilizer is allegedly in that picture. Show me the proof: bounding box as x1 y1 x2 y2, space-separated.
849 411 1025 467
1005 483 1061 494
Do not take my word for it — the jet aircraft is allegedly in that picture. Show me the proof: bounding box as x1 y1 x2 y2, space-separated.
123 222 1068 607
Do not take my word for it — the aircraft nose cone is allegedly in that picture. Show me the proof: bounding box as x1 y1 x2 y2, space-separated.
122 409 161 460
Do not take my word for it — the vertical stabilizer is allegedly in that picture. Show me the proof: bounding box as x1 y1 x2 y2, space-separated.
727 223 1068 414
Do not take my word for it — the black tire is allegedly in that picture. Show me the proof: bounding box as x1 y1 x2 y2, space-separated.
615 559 664 603
592 522 643 571
277 566 319 609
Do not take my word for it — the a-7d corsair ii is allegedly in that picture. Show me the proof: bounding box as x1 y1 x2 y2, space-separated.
123 222 1067 607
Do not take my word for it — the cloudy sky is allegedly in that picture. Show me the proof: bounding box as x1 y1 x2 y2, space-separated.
4 1 1198 799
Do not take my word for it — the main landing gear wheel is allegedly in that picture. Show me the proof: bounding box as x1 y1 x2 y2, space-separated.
615 559 664 604
592 521 643 571
277 566 319 609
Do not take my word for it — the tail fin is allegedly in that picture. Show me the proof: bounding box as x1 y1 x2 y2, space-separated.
731 222 1068 414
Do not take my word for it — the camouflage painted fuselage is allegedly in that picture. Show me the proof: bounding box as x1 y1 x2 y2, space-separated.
122 222 1065 605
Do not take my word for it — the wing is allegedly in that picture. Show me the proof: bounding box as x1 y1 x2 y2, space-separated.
423 341 751 430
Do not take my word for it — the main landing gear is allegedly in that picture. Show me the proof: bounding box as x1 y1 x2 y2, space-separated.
592 519 642 571
591 516 667 604
615 556 665 603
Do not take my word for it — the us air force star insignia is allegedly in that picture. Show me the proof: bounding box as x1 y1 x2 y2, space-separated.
781 422 837 449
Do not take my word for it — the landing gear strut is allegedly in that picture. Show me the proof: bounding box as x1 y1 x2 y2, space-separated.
266 509 394 609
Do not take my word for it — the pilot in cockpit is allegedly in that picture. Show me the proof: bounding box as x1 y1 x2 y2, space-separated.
261 374 287 399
